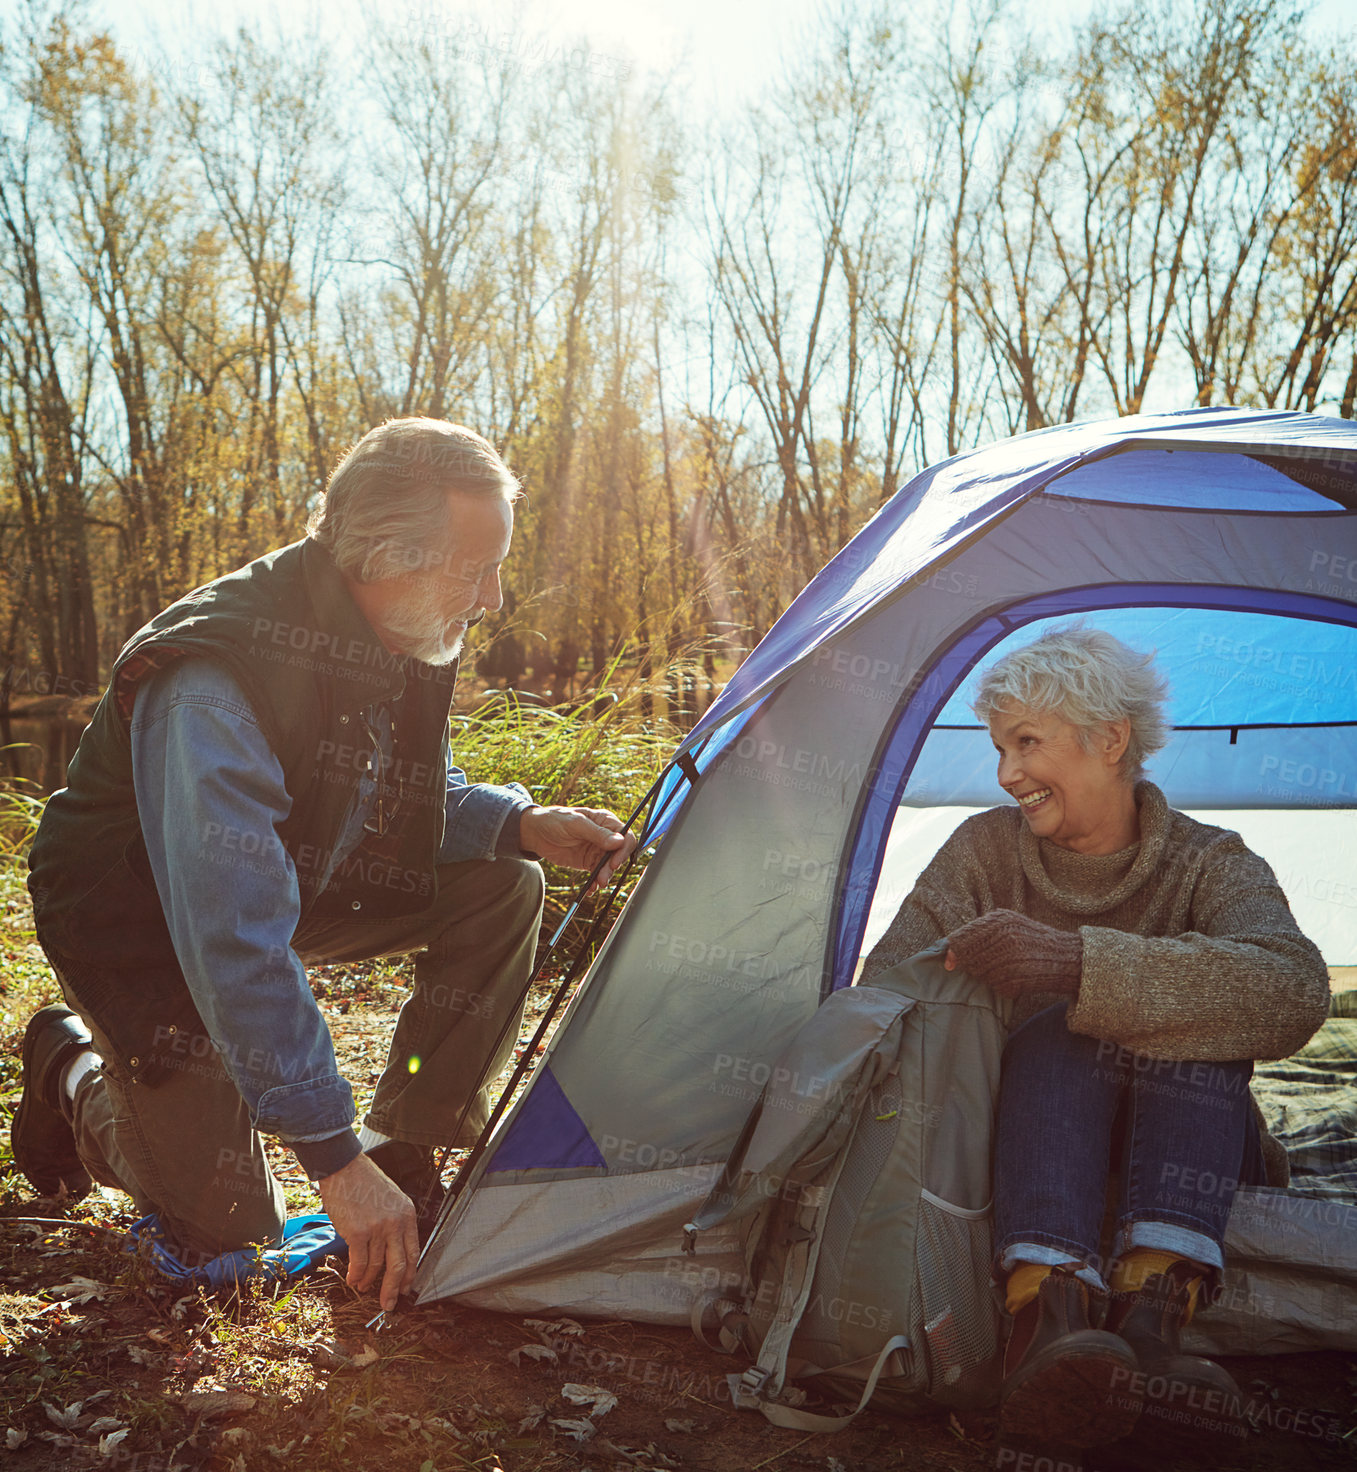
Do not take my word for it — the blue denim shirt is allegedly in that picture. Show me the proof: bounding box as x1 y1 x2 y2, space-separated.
130 658 534 1176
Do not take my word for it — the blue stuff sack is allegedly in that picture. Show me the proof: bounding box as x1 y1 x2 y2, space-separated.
125 1213 347 1291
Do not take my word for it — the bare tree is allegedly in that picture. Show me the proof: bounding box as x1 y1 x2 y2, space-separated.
0 37 99 685
1080 0 1299 413
365 14 515 420
177 27 350 526
707 3 902 582
1172 30 1314 405
1249 58 1357 412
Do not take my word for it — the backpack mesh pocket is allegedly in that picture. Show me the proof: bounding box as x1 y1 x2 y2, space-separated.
913 1191 1001 1408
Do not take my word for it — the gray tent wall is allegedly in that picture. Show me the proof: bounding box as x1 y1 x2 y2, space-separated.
415 414 1357 1353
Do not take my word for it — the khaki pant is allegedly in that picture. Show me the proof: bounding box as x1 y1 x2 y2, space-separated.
62 858 544 1262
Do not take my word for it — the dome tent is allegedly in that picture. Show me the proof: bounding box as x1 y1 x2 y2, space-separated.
415 407 1357 1355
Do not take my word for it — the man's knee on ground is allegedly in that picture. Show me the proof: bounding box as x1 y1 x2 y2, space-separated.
160 1181 287 1268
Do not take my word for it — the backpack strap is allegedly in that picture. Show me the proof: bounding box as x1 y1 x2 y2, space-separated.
734 1334 912 1432
733 1131 859 1398
690 1290 747 1355
684 985 918 1404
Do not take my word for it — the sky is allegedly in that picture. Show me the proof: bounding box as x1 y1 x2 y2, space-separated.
98 0 827 110
87 0 1357 117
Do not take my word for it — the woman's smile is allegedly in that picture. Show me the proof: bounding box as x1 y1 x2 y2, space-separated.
989 706 1139 854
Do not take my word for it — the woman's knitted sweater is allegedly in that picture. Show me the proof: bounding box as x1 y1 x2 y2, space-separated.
861 782 1331 1183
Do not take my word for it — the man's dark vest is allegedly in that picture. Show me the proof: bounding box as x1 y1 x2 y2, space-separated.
28 538 457 1082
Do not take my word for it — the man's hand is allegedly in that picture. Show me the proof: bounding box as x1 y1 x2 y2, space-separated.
317 1153 419 1312
519 805 638 893
943 908 1083 999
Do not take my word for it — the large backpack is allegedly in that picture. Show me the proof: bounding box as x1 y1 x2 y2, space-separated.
683 943 1010 1430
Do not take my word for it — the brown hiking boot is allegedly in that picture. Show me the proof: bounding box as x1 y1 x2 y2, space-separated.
999 1265 1143 1448
1105 1263 1246 1449
11 1005 94 1199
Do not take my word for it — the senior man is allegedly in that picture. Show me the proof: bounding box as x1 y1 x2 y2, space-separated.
16 418 635 1311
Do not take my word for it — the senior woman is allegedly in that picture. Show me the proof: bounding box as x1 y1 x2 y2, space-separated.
861 624 1329 1452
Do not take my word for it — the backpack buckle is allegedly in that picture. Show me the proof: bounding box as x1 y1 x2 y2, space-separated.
729 1365 771 1409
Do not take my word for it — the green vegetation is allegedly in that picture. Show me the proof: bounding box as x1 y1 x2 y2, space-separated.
0 777 56 1106
0 774 43 865
455 675 678 820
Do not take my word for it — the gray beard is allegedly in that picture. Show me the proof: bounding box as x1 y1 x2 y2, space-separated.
379 582 470 666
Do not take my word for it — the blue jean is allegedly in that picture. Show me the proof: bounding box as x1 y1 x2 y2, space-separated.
993 1004 1267 1290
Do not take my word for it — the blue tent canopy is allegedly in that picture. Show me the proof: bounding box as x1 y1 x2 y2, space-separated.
648 409 1357 843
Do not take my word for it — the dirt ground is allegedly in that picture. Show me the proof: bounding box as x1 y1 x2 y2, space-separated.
4 965 1357 1472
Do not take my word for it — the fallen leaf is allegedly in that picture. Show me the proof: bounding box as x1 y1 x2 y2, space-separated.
508 1343 558 1366
99 1428 131 1458
561 1383 618 1417
44 1400 87 1432
87 1417 125 1435
47 1276 111 1304
5 1428 28 1450
615 1442 677 1466
597 1440 644 1463
548 1417 596 1442
664 1418 696 1433
180 1389 256 1418
601 1437 678 1466
146 1327 174 1345
523 1316 585 1338
517 1405 546 1434
126 1345 161 1366
349 1346 380 1369
375 1412 420 1433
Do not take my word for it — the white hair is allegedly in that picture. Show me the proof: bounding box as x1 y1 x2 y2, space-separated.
308 418 522 583
972 622 1171 783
